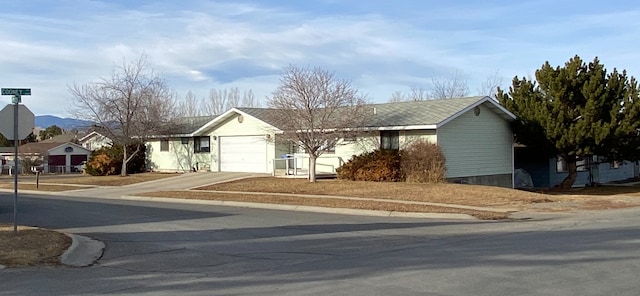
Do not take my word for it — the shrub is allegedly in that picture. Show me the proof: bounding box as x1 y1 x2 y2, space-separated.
400 140 446 183
85 144 146 176
19 157 43 174
85 153 117 176
337 149 402 182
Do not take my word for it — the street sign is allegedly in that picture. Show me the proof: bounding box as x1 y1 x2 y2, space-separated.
0 104 35 140
1 88 31 96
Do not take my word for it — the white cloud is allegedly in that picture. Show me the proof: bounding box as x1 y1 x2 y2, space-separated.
1 1 640 116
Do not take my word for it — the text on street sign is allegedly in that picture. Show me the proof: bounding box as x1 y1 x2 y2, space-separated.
1 88 31 96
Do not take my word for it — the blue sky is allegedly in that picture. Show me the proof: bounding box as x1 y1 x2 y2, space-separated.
1 0 640 116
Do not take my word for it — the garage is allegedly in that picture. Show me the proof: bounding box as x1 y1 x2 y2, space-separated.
219 136 268 173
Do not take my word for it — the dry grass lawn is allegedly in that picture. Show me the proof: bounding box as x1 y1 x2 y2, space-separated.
0 172 179 187
140 191 509 220
0 183 87 192
0 225 72 268
197 177 552 207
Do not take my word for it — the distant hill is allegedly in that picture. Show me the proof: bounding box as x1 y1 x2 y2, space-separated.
35 115 94 130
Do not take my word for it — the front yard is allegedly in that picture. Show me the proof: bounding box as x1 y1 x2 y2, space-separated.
0 225 71 268
195 178 551 208
4 174 640 220
0 172 179 188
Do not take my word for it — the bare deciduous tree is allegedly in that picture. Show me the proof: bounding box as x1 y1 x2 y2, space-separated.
430 70 469 99
389 90 407 102
388 86 429 102
202 87 258 115
267 65 370 182
177 90 202 117
409 86 429 101
477 70 504 99
69 55 176 176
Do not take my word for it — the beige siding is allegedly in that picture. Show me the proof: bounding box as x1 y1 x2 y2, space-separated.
146 138 211 173
292 135 377 172
207 114 277 173
402 130 437 147
294 131 437 172
146 112 279 174
437 104 513 178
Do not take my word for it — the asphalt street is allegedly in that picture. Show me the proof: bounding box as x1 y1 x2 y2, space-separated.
1 193 640 296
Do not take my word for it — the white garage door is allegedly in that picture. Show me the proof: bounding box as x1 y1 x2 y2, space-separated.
220 136 268 173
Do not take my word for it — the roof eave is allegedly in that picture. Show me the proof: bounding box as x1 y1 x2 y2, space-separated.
436 96 516 128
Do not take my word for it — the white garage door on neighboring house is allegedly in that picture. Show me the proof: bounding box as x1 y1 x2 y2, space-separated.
220 136 268 173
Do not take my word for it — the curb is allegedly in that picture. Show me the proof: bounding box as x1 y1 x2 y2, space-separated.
123 195 478 220
60 234 105 267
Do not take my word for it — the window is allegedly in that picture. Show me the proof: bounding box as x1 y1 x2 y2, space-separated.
380 131 399 150
577 157 591 172
194 136 210 153
343 135 357 142
160 139 169 152
610 160 621 169
556 156 591 173
556 158 568 172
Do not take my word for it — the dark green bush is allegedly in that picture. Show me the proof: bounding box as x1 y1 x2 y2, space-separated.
400 141 446 183
337 149 402 182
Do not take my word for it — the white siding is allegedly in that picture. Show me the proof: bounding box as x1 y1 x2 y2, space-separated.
146 112 278 173
146 138 210 173
291 135 377 172
82 135 112 151
47 143 92 173
402 130 437 147
437 104 513 178
207 113 277 173
293 131 438 172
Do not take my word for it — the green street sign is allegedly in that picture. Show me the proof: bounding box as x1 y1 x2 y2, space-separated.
1 88 31 96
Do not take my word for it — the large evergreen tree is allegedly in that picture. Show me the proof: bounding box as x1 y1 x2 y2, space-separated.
498 55 640 189
38 125 64 140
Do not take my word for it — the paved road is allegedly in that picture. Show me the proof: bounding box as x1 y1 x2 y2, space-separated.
1 193 640 296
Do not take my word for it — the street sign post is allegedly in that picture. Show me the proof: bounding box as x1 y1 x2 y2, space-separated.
0 88 31 235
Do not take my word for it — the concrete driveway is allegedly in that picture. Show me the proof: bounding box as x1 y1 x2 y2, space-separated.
62 172 265 199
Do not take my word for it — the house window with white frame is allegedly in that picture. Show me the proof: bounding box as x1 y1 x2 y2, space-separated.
556 156 591 173
160 139 169 152
194 136 210 153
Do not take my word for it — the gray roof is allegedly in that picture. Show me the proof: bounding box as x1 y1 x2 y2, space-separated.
41 133 78 143
366 96 486 127
237 96 508 129
168 115 219 135
235 108 288 129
